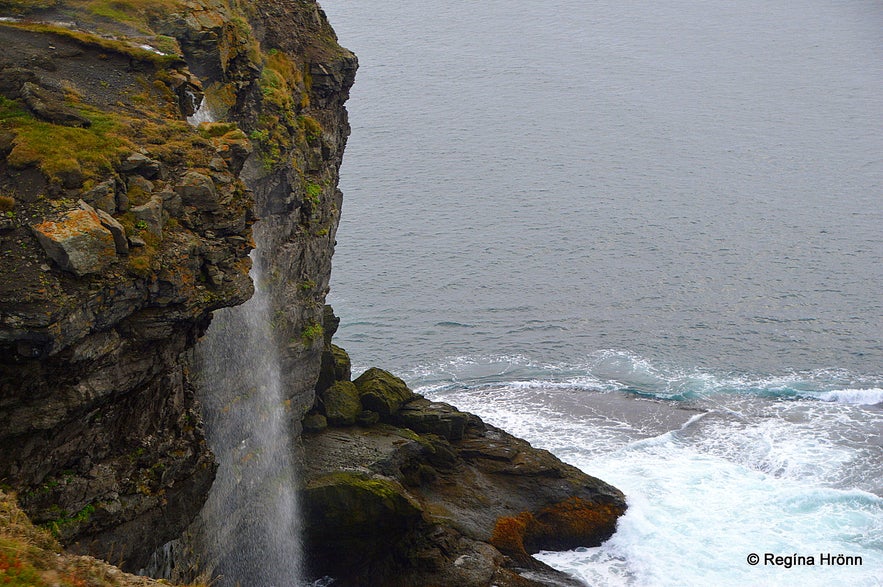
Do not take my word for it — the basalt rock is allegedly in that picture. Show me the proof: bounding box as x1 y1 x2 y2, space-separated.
303 339 626 586
82 180 118 214
392 397 470 441
30 202 117 276
320 380 362 426
0 9 253 571
129 196 164 237
354 367 416 417
93 208 128 256
316 343 352 393
301 402 626 586
174 171 219 212
20 81 92 128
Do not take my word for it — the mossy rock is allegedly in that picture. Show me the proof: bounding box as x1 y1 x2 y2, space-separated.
329 345 351 380
353 367 415 418
320 380 361 427
300 471 424 576
356 410 379 426
303 412 327 433
303 472 422 531
315 343 351 392
392 398 469 441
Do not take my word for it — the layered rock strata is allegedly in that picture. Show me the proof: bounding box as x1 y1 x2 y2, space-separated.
300 322 627 586
0 0 354 571
0 1 626 585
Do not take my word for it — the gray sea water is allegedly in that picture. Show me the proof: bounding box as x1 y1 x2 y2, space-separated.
321 0 882 585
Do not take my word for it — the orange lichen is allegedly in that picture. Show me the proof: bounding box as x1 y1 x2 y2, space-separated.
489 511 535 565
490 497 625 564
533 496 624 546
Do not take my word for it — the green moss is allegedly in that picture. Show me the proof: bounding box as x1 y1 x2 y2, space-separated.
0 21 182 65
353 368 416 417
199 122 240 139
249 129 269 143
153 34 181 55
300 322 324 345
86 0 139 24
127 253 153 276
260 47 302 108
0 97 131 185
1 0 187 39
259 67 290 110
41 503 96 538
298 115 323 142
0 0 59 12
218 15 261 73
315 472 401 503
305 181 322 204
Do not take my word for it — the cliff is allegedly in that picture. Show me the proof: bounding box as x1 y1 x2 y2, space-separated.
0 489 187 587
0 1 625 585
0 0 354 571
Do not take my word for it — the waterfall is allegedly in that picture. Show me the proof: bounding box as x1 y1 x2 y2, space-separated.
194 223 303 586
190 102 303 586
186 99 215 126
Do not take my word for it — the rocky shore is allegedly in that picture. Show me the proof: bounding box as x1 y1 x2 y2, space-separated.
0 1 626 585
292 313 626 585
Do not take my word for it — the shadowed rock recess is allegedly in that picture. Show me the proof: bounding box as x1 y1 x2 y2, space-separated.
0 1 626 585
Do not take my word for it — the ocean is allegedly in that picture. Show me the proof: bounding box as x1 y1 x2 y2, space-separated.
320 0 883 585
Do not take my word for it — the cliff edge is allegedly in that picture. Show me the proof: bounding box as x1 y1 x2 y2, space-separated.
0 0 354 571
0 1 625 585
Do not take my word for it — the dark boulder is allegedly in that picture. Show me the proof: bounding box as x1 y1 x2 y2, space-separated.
320 380 361 426
354 367 415 417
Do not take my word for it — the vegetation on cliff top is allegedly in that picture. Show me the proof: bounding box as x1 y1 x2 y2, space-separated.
1 0 183 36
0 96 130 186
0 490 207 586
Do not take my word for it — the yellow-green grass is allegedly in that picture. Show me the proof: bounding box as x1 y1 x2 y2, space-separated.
1 96 132 185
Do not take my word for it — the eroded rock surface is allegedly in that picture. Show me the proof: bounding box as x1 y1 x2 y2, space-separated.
302 330 627 586
0 2 625 585
0 5 254 570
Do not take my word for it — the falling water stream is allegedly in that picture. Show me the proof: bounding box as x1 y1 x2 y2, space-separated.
195 226 302 586
190 102 303 586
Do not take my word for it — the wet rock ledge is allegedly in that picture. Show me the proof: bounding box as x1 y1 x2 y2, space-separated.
301 318 627 586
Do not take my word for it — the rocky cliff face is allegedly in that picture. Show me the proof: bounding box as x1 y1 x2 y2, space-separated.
0 2 625 585
0 0 354 572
